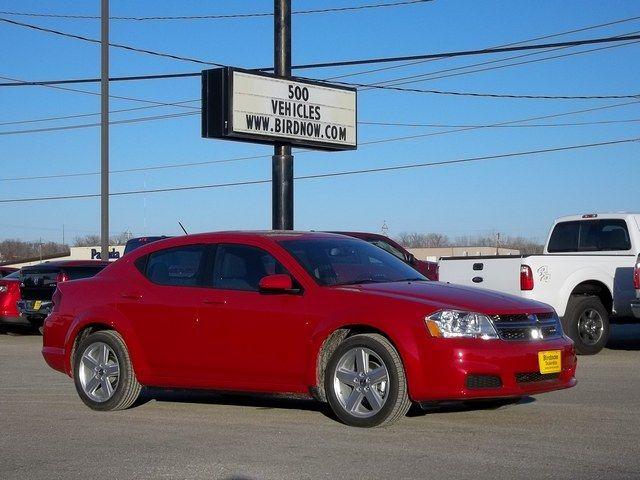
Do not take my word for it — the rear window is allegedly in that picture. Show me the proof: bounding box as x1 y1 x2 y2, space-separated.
124 236 168 255
548 220 631 252
67 266 106 280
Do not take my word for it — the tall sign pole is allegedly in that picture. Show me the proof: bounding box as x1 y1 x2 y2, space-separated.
272 0 293 230
100 0 110 260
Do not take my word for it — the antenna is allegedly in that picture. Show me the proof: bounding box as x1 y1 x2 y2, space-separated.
178 221 189 235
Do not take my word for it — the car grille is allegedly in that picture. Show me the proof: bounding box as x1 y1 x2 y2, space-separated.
491 312 562 342
466 374 502 389
515 372 560 383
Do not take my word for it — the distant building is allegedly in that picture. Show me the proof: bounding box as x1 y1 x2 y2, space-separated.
1 245 125 268
408 246 520 262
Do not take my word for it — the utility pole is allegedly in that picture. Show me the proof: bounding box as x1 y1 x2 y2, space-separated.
100 0 110 260
272 0 293 230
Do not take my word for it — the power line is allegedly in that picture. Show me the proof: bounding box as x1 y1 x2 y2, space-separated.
325 15 640 81
0 111 199 135
289 33 640 70
4 106 640 138
371 35 640 88
0 1 434 21
0 137 636 204
0 100 200 126
0 74 201 109
0 17 226 67
2 16 640 73
360 117 640 128
344 81 640 100
1 99 638 182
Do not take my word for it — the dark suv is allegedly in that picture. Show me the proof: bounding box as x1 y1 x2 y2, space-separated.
18 260 109 332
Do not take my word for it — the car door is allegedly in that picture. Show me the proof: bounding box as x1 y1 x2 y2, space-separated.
196 243 311 393
117 244 209 383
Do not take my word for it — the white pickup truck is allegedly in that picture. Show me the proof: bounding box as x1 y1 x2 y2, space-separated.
439 213 640 355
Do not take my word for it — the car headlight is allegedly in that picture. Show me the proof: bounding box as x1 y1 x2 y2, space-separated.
426 310 498 339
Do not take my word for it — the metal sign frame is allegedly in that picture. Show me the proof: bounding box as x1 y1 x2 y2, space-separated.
202 67 358 151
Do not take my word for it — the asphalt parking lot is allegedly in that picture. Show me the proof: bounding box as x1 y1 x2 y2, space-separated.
1 325 639 480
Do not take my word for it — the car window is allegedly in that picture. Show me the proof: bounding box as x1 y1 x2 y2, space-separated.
280 238 426 286
368 239 407 261
548 220 631 252
211 244 289 292
3 271 20 279
145 245 206 286
66 266 106 280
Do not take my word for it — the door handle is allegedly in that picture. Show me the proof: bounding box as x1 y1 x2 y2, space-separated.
203 299 226 305
121 292 142 300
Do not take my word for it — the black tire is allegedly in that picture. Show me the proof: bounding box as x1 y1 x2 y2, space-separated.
73 330 142 411
325 333 411 427
562 295 610 355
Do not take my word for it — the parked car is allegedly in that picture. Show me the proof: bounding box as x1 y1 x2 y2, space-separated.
0 271 23 327
439 213 640 355
0 266 18 278
43 232 576 427
329 231 438 280
123 236 169 256
18 260 109 332
632 253 640 319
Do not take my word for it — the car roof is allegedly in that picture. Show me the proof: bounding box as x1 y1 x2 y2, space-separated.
554 213 640 223
21 260 110 270
327 231 388 241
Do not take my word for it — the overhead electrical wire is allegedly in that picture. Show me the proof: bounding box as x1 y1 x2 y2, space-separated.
0 1 434 21
369 35 640 88
0 137 637 204
324 14 640 80
1 99 638 182
1 15 639 72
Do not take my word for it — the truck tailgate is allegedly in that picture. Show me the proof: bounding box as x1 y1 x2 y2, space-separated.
438 256 523 296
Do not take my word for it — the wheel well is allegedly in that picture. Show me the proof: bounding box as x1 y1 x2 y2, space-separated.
312 325 398 402
69 323 113 374
570 281 613 314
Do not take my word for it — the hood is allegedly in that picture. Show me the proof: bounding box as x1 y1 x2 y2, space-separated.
338 281 552 315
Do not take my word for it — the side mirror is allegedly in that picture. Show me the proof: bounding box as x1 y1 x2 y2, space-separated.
407 253 416 264
259 274 294 293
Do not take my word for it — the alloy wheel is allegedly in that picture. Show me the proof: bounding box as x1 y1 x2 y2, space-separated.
78 342 120 402
333 347 390 418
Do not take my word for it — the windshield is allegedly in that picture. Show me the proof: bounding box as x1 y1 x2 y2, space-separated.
279 238 426 286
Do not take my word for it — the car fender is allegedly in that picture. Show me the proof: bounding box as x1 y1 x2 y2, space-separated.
63 306 151 380
305 310 424 400
556 267 613 317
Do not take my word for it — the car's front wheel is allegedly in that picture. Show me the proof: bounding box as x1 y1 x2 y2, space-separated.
73 330 141 411
325 333 411 427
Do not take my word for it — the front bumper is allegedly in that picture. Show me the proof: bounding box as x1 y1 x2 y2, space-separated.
409 336 576 402
631 300 640 319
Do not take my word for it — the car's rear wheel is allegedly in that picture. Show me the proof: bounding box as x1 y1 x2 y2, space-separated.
73 330 141 411
562 295 610 355
325 333 411 427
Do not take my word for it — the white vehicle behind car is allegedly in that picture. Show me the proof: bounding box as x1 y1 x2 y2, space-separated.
439 213 640 354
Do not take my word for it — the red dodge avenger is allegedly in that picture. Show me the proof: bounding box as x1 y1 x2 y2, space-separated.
43 232 576 427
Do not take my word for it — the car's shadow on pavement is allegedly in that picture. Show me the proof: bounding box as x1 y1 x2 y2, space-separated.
406 396 535 417
607 323 640 351
0 325 39 336
138 388 339 421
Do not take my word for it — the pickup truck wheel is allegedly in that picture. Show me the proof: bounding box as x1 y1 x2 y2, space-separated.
325 333 411 427
73 330 142 411
563 296 610 355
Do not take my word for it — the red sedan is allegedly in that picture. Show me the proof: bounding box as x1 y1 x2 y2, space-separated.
0 271 22 326
43 232 576 427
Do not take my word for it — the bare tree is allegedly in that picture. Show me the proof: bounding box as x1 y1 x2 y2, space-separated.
0 239 69 262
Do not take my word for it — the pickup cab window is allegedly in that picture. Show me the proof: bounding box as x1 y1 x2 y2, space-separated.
548 220 631 252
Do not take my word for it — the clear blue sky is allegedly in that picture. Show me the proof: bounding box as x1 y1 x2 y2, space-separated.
1 0 638 245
